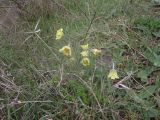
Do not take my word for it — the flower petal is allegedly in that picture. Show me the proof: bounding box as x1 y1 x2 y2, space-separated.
56 28 64 40
81 57 90 66
80 44 89 50
91 49 101 56
80 51 89 57
108 69 119 80
59 45 71 57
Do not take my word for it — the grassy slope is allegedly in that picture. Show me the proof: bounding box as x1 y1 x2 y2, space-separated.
0 0 160 119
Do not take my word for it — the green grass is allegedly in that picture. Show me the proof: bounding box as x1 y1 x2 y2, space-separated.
0 0 160 119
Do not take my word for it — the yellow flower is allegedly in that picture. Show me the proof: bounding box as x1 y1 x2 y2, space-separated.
108 69 119 80
80 51 89 57
91 49 101 56
80 44 89 50
81 57 90 66
56 28 64 40
59 45 71 57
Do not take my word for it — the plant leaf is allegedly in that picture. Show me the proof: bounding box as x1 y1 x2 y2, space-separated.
143 48 160 67
153 56 160 67
137 67 154 81
138 86 157 99
152 31 160 37
144 108 160 118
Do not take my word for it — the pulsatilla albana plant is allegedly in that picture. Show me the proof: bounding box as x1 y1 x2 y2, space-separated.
56 28 119 80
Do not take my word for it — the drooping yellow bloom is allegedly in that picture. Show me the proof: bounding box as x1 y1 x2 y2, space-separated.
80 44 89 50
108 69 119 80
59 45 71 57
81 57 90 66
56 28 64 40
91 49 101 56
80 51 89 57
